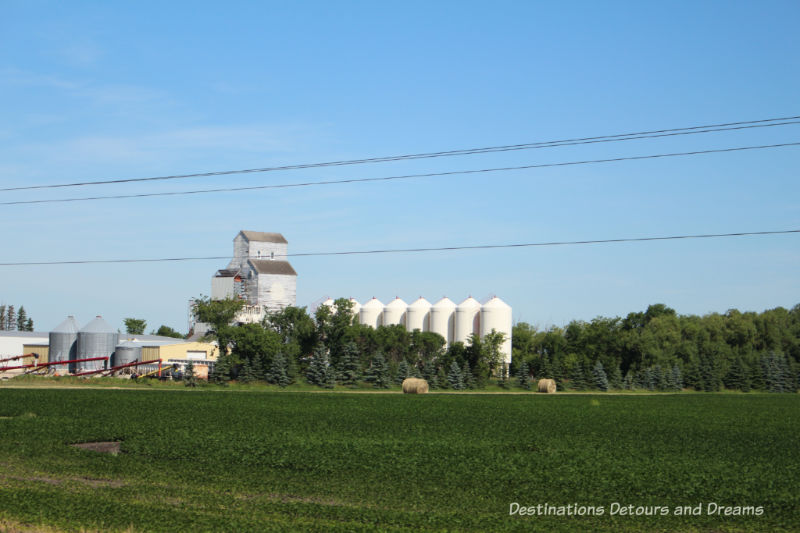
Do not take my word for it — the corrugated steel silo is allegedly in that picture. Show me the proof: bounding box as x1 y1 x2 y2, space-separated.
112 341 141 367
406 297 431 332
382 297 407 327
49 316 80 371
76 316 118 373
455 297 481 344
359 297 383 328
480 296 513 364
430 297 456 345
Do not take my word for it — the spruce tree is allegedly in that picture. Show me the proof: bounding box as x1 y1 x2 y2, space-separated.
497 362 508 389
749 358 766 391
6 306 15 331
306 344 329 386
592 361 608 391
183 361 198 387
395 361 410 385
364 354 390 389
16 307 27 332
653 365 667 391
609 363 623 390
437 366 448 389
724 357 748 391
623 370 634 390
570 363 587 391
337 342 361 387
210 355 232 385
462 362 475 390
447 361 464 390
239 359 256 383
422 360 438 389
270 352 291 388
671 365 684 391
0 305 5 331
517 361 531 390
251 355 264 381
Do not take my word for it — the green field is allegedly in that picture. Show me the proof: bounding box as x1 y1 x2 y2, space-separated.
0 389 798 532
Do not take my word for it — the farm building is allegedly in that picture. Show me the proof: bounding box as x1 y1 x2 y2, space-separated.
1 317 218 379
193 230 298 333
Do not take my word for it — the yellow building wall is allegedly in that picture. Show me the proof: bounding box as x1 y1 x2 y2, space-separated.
22 344 49 364
141 342 219 362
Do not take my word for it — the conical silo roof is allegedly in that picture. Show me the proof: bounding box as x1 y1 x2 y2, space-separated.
52 316 80 334
80 315 116 333
432 297 457 310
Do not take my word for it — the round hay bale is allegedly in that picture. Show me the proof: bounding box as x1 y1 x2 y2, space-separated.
537 378 556 393
402 377 429 394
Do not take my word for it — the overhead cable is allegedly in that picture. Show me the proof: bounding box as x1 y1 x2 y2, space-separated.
1 229 797 266
3 141 798 206
1 115 798 193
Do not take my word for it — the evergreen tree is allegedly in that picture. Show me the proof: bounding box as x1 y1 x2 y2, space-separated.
336 342 361 387
422 360 438 389
251 355 265 381
517 361 531 390
670 365 684 391
270 352 291 388
395 361 410 385
609 363 623 390
497 362 509 389
239 359 256 383
570 363 587 391
592 360 608 391
447 361 464 390
643 367 655 391
210 354 232 385
724 357 749 392
698 353 720 392
762 352 787 393
437 365 448 389
0 305 5 331
183 361 198 387
6 305 15 331
462 362 476 390
653 365 668 391
16 307 28 332
306 344 329 387
749 358 766 391
623 370 634 390
364 354 390 389
24 318 33 332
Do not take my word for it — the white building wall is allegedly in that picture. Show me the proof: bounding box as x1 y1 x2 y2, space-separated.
0 332 49 358
255 273 297 312
211 276 235 300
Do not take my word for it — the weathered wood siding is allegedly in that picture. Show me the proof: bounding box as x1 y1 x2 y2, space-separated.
255 273 297 312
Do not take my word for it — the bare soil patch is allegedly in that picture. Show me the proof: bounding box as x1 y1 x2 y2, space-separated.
70 441 122 454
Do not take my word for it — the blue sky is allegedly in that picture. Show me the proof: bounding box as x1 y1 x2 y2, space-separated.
1 1 798 334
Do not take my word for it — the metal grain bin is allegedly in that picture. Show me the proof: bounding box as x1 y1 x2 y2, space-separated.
112 341 141 368
76 316 118 373
49 316 80 372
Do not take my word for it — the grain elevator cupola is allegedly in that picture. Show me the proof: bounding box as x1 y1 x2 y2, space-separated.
211 231 297 313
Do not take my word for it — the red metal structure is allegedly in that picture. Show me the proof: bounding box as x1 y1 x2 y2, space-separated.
0 357 108 373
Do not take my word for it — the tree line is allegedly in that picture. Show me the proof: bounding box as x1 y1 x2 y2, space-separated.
193 296 507 389
512 303 800 392
193 297 800 392
0 305 34 332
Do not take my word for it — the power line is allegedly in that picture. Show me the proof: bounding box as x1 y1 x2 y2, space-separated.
3 141 799 206
2 115 799 193
1 230 797 266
